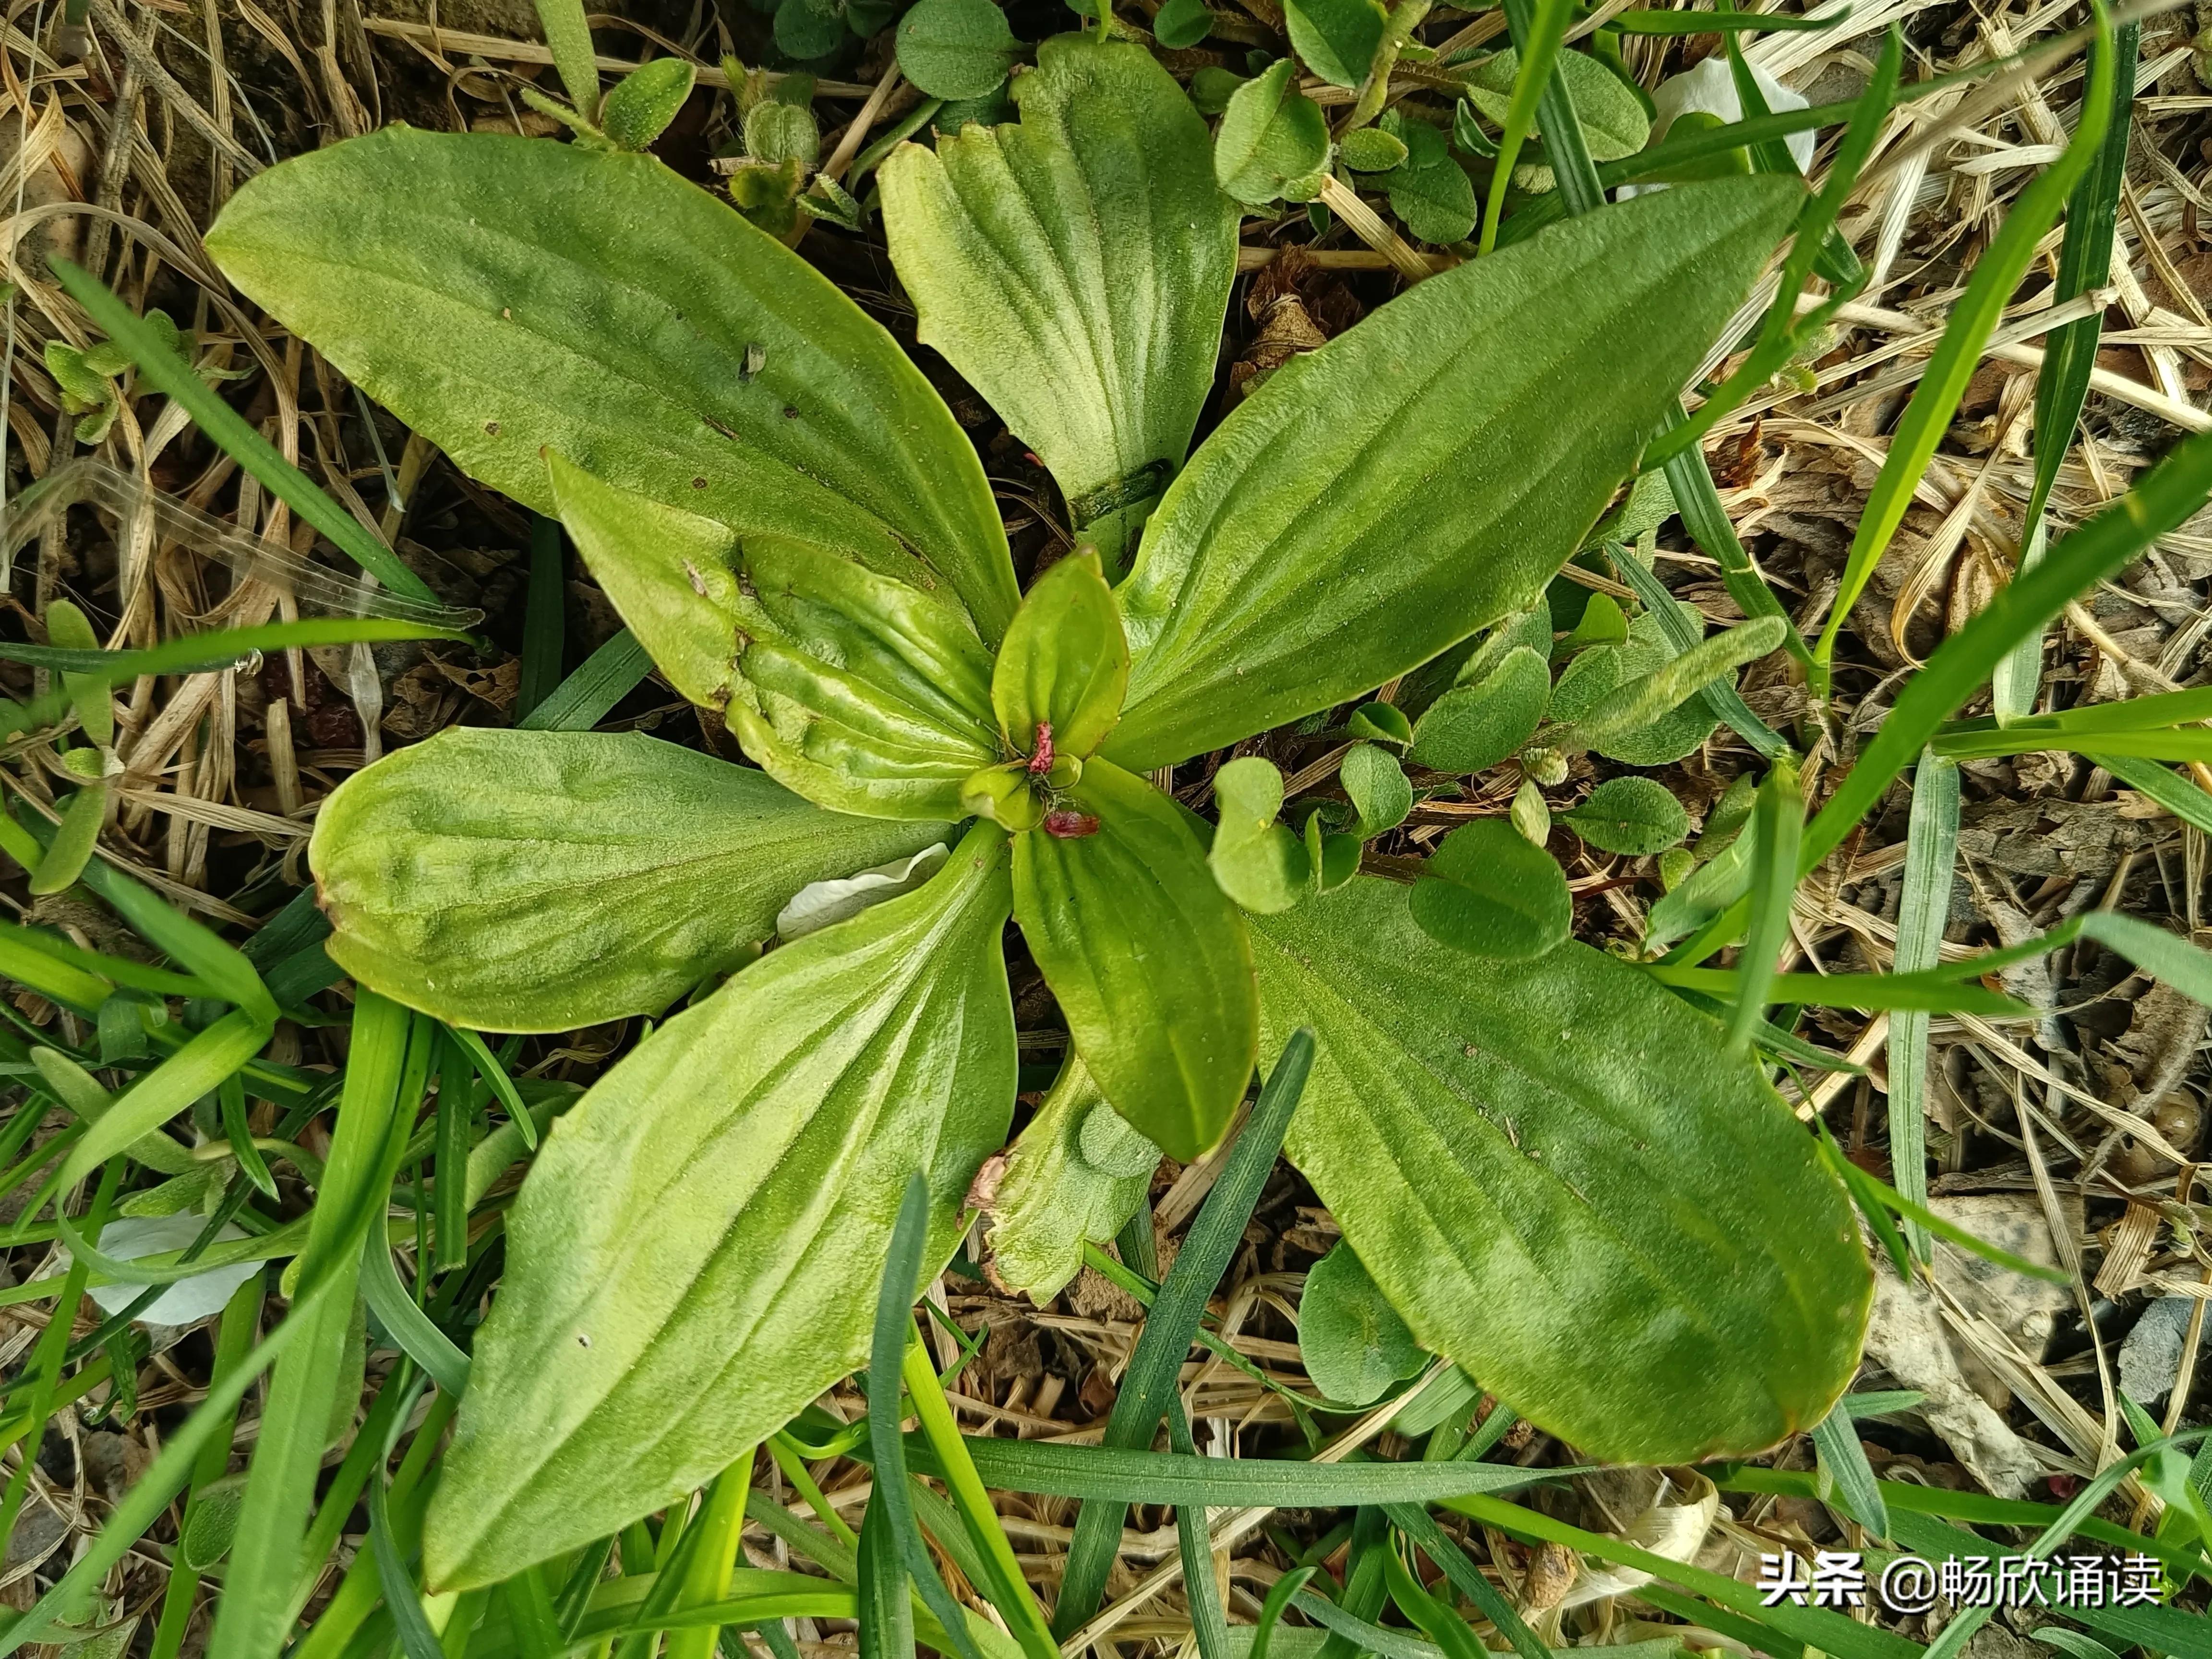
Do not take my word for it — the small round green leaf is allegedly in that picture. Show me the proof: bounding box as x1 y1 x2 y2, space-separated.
896 0 1021 99
1510 777 1551 845
1463 47 1649 162
1154 0 1214 48
1408 645 1548 772
1408 818 1570 959
1190 66 1245 114
745 99 822 167
1299 1241 1426 1406
1211 755 1312 914
1382 154 1476 245
600 57 697 150
1346 699 1412 746
1338 741 1411 839
1078 1102 1163 1177
1562 775 1691 855
776 0 849 68
1283 0 1387 88
1337 126 1408 172
1215 59 1331 205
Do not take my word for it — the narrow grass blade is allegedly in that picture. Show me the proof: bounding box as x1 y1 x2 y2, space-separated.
28 784 105 897
869 1175 985 1659
433 1047 472 1272
1252 1566 1316 1659
1480 0 1574 251
368 1370 445 1659
517 514 566 723
1167 1398 1232 1659
1662 425 1810 664
1292 1588 1447 1659
1651 963 2019 1015
2096 752 2212 832
1996 18 2142 722
1812 2 2116 693
57 1009 269 1192
898 1337 1057 1659
47 259 438 603
1052 1029 1315 1635
220 1073 277 1199
359 1225 471 1398
1385 1505 1546 1659
0 617 473 682
517 627 652 733
667 1463 757 1659
857 1491 914 1659
1726 757 1801 1050
1382 1543 1490 1659
1809 1399 1889 1538
209 992 419 1659
1504 0 1604 216
447 1026 535 1150
1890 752 1957 1259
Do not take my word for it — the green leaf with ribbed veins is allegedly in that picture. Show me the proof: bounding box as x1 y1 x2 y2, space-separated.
1013 759 1258 1160
882 37 1235 568
983 1054 1153 1299
549 454 758 712
423 822 1017 1590
205 126 1020 644
1250 878 1871 1464
729 536 1001 820
1106 177 1798 770
991 551 1130 758
310 728 950 1031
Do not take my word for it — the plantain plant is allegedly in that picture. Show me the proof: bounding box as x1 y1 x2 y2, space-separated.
203 33 1871 1588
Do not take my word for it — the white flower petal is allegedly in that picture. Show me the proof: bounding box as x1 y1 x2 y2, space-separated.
1619 55 1814 198
74 1214 257 1327
776 842 952 940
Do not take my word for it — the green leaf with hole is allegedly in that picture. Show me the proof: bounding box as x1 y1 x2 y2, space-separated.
1560 776 1690 856
1014 758 1258 1160
1408 819 1569 959
1284 0 1387 88
1214 59 1332 205
1298 1241 1425 1406
896 0 1021 98
883 36 1237 567
1250 877 1871 1463
1210 756 1313 915
310 728 949 1032
205 126 1020 645
424 823 1016 1589
1107 177 1796 770
1409 646 1548 772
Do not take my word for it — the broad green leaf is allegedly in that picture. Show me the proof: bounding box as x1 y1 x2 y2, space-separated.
1210 756 1311 915
881 36 1237 566
1298 1241 1425 1406
311 728 949 1031
1561 776 1689 855
1464 48 1650 163
601 57 696 150
1408 819 1569 959
1408 646 1548 772
895 0 1020 98
205 127 1020 645
984 1055 1155 1300
424 824 1017 1589
547 454 758 712
1339 743 1410 839
1251 878 1872 1462
1214 60 1331 206
991 551 1130 759
732 535 1002 820
1285 0 1387 88
1108 177 1798 770
1012 758 1258 1159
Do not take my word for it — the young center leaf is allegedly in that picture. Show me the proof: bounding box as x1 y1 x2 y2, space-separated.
991 550 1130 759
731 534 1004 820
881 36 1238 566
1251 878 1871 1463
1012 758 1259 1159
310 729 949 1032
205 126 1022 644
1106 176 1800 770
424 823 1017 1590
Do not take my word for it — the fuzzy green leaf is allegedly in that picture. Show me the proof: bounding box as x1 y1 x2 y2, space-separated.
1285 0 1387 88
882 36 1237 566
1214 60 1331 205
1408 819 1570 960
1013 759 1258 1159
205 127 1020 645
601 57 696 150
895 0 1021 99
1462 48 1649 164
310 728 950 1031
1251 878 1872 1463
423 824 1016 1589
1408 646 1548 772
1298 1241 1425 1405
1339 742 1411 839
983 1055 1155 1299
1560 776 1690 856
1108 177 1798 770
